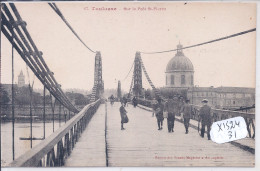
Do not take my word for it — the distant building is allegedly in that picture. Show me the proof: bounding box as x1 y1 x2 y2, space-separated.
18 70 25 87
164 43 255 109
165 43 194 89
1 70 27 104
187 86 255 109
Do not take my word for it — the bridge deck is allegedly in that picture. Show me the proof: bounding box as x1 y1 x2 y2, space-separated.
64 104 106 167
64 102 254 167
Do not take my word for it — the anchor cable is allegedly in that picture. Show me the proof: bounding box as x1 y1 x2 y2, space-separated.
48 3 96 53
140 28 256 54
123 61 134 81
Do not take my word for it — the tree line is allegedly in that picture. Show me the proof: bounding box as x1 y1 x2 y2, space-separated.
0 86 90 106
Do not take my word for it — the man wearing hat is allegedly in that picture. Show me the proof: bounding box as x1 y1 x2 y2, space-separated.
155 98 164 130
178 96 185 117
199 99 212 140
151 98 158 117
164 95 179 132
183 99 192 134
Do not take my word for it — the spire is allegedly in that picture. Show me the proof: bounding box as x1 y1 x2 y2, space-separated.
177 41 184 55
19 70 24 76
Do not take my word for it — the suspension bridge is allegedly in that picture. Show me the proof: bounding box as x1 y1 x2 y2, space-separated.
0 3 255 167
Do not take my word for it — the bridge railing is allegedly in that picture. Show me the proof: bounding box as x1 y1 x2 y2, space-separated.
191 105 255 139
136 98 255 139
8 99 101 167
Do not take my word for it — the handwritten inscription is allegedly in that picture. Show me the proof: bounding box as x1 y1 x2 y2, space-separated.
210 117 247 144
217 120 240 131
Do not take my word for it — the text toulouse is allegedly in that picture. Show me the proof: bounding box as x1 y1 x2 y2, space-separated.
84 7 166 11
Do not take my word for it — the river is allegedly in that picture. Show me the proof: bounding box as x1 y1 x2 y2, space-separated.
1 121 65 166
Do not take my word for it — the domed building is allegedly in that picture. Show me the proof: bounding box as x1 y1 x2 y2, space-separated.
165 43 194 88
162 43 254 110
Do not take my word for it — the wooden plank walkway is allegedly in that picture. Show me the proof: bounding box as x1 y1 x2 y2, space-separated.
106 102 254 167
178 115 255 151
64 104 106 167
64 102 254 167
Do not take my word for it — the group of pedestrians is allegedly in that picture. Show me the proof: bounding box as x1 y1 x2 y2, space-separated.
118 94 212 140
152 95 212 140
152 95 182 132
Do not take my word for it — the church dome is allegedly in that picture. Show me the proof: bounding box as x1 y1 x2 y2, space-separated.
166 44 194 72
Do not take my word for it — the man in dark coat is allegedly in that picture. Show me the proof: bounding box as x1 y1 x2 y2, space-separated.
183 99 192 134
110 95 115 105
132 96 138 107
199 99 212 140
119 102 128 130
155 98 164 130
151 98 158 117
123 96 127 107
178 96 185 116
164 95 178 132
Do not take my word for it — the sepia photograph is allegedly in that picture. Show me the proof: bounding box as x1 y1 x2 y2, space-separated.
0 1 256 168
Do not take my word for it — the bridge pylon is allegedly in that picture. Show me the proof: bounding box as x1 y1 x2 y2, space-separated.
117 80 122 100
133 52 143 97
90 51 104 102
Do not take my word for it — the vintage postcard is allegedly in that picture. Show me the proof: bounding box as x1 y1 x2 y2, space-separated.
0 1 256 167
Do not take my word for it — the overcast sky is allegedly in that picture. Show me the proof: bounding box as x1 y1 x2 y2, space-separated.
1 2 256 92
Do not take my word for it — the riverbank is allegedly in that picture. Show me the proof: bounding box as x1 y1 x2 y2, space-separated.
0 104 85 122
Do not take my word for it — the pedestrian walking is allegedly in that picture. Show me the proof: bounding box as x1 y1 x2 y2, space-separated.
178 96 185 116
151 98 157 117
132 96 138 107
155 98 164 130
183 99 192 134
119 102 128 130
199 99 212 140
110 95 115 105
123 96 127 107
164 95 178 132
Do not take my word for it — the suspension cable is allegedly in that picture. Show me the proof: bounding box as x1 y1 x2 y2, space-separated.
140 28 256 54
3 3 78 113
139 56 161 98
43 86 46 139
11 23 15 160
128 72 134 98
50 94 57 132
123 61 134 81
25 64 35 87
48 3 96 53
8 3 72 110
0 2 2 164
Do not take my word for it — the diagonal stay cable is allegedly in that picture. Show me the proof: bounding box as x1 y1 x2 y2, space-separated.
9 4 76 112
128 72 134 97
4 3 78 112
140 28 256 54
48 3 96 53
123 61 134 81
139 56 161 98
1 16 65 110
